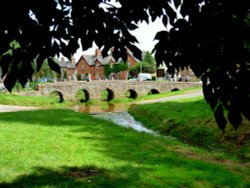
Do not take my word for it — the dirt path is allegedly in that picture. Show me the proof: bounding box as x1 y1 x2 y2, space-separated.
0 105 39 112
134 90 203 104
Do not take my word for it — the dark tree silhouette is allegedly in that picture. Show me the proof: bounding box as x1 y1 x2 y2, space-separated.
0 0 249 130
152 1 250 131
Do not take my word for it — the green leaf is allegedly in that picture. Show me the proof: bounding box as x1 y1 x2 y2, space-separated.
3 71 18 92
36 54 46 72
214 105 227 132
48 57 61 73
228 109 242 130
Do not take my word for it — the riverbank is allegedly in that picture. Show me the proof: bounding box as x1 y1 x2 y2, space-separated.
129 96 250 163
0 109 249 187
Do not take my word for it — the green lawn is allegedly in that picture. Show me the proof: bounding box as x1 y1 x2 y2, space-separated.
0 93 75 108
0 109 249 187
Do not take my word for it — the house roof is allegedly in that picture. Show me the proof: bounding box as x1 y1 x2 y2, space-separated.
60 60 71 68
82 55 98 66
60 48 141 68
103 55 115 65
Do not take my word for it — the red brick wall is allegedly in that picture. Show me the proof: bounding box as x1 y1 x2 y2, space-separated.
76 57 95 80
127 54 137 67
67 68 76 80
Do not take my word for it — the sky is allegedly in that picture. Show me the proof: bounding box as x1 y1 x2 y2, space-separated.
74 17 167 60
72 0 181 60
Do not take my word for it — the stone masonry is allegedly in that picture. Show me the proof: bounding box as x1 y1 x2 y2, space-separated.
38 80 202 101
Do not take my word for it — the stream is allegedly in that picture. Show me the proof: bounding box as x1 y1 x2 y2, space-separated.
74 89 203 135
74 103 158 134
92 111 157 134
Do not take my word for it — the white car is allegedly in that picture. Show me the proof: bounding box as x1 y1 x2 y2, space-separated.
138 73 152 81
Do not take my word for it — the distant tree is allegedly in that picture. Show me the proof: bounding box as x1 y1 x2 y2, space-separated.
142 51 156 73
129 52 156 75
63 71 67 80
0 0 249 130
105 61 128 78
33 59 59 81
143 51 156 66
104 64 112 79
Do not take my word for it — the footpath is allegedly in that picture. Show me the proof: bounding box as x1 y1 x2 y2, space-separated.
0 105 39 112
134 90 203 105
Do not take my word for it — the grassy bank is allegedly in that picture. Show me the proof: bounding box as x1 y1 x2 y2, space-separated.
112 85 202 103
0 109 249 187
128 97 250 162
0 93 75 108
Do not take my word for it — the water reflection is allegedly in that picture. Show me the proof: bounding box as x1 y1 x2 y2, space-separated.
74 102 130 114
74 103 158 135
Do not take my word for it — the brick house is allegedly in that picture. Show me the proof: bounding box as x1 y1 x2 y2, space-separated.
60 55 77 81
60 48 140 81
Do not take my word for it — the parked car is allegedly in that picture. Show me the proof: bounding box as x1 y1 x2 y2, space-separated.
0 83 6 91
138 73 152 81
129 77 137 81
37 77 56 83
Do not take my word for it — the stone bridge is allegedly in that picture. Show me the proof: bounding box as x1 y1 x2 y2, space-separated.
38 80 201 102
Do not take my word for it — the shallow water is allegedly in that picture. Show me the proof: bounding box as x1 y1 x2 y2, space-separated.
74 103 157 134
92 111 157 134
73 103 131 114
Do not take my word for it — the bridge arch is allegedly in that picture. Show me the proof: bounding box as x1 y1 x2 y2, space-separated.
125 89 138 99
101 88 115 101
149 89 160 95
75 89 90 102
50 90 64 103
171 88 180 92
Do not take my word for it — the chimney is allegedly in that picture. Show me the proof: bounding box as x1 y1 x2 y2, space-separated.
95 48 102 58
109 47 115 55
70 54 75 64
60 57 65 65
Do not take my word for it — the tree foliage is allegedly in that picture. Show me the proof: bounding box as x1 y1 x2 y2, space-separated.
152 1 250 131
0 0 249 130
129 51 156 76
104 61 128 78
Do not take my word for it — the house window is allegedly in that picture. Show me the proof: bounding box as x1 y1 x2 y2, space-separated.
96 64 100 70
81 65 85 70
96 73 100 80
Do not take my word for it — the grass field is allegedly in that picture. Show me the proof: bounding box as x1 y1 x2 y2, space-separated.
0 86 249 187
0 109 249 187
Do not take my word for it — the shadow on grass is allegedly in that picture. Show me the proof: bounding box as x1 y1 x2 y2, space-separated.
0 109 97 127
0 165 148 188
0 107 249 187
